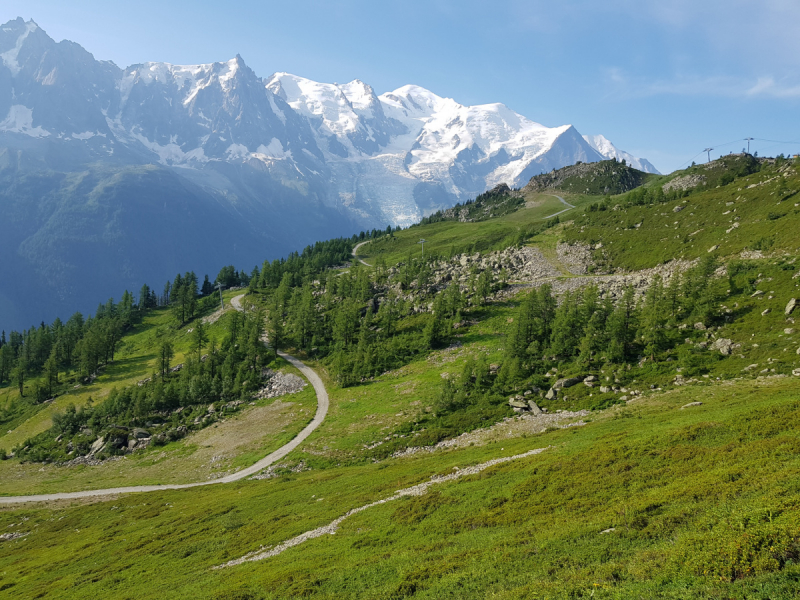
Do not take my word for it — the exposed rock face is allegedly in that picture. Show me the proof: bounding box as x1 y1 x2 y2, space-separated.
663 174 706 192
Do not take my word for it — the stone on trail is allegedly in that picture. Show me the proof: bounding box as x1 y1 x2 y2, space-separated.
681 402 703 409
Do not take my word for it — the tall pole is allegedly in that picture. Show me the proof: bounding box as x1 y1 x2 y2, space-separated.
214 282 224 309
418 238 426 259
704 147 714 163
745 137 754 154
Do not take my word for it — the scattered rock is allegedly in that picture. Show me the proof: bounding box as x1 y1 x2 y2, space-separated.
694 322 706 330
673 205 684 213
89 436 105 455
553 376 584 390
681 402 703 409
785 328 795 335
786 298 797 316
132 428 151 439
708 245 719 253
711 338 738 356
527 400 543 415
599 528 616 534
743 364 759 371
545 388 557 400
762 308 771 316
793 369 800 377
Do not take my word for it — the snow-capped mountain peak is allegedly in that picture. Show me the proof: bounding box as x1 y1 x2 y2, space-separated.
0 17 659 230
0 18 39 75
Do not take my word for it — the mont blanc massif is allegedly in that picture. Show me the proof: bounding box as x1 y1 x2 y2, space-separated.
0 18 656 329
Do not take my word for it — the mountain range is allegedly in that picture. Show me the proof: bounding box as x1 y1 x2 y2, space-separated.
0 17 657 330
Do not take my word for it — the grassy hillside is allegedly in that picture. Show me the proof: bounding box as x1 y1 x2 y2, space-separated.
357 191 595 266
2 376 798 598
561 155 799 271
2 155 800 599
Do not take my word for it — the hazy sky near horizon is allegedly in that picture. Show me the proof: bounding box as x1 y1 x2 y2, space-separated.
4 0 799 173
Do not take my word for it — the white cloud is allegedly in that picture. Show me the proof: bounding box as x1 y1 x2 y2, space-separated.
603 69 800 100
746 77 800 99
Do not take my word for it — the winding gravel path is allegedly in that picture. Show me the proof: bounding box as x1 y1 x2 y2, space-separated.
0 295 328 505
544 194 575 219
352 241 372 267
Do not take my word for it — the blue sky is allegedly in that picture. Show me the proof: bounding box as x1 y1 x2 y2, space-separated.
4 0 799 173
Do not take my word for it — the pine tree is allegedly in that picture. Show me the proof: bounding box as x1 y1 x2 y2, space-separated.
43 347 59 396
476 269 492 304
550 291 582 359
267 300 284 359
639 276 667 360
159 341 173 379
192 322 208 361
606 286 637 364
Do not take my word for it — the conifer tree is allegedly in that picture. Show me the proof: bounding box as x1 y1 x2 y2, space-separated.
640 276 667 360
159 341 173 379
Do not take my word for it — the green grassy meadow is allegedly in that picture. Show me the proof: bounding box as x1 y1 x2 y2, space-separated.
1 376 798 599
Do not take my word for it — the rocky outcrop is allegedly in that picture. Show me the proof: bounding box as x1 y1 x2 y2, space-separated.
663 174 706 192
255 371 307 400
556 242 594 275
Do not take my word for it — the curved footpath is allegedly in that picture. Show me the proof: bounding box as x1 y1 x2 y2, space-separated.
352 241 372 267
544 194 575 219
0 295 328 504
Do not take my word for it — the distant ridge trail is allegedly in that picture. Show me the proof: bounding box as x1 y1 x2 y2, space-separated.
0 295 328 505
544 194 575 219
